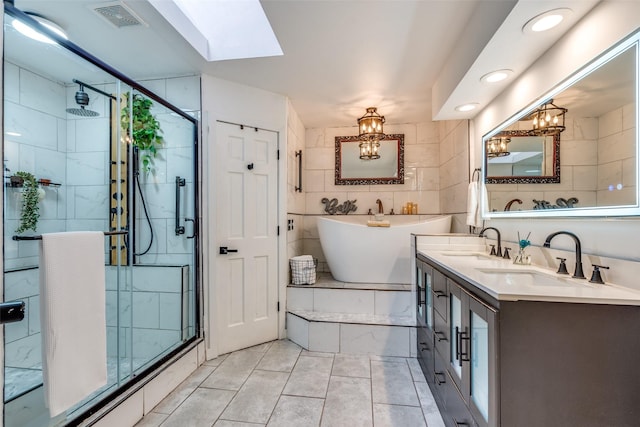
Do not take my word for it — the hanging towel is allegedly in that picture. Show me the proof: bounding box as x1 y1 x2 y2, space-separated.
466 181 480 227
39 232 107 417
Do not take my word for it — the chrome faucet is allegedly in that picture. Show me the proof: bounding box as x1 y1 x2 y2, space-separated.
376 199 384 214
504 198 523 211
543 231 586 279
479 227 502 257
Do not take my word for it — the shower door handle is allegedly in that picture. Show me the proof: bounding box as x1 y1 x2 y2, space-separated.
185 218 196 239
175 176 186 235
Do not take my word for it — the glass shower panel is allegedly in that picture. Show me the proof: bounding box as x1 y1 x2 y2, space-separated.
127 88 197 374
3 7 198 426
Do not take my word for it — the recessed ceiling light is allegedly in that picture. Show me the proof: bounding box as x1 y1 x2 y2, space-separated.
523 8 572 34
455 103 479 112
5 131 21 137
12 13 68 44
480 69 513 84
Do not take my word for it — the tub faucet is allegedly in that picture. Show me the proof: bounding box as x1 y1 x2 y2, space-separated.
543 231 586 279
376 199 384 214
504 198 523 211
479 227 502 257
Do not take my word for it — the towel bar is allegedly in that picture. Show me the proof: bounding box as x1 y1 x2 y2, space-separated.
12 230 128 241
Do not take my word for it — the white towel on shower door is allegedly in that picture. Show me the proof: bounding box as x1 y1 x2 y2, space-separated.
39 231 107 417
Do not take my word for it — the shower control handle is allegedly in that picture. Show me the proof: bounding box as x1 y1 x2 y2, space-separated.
175 176 186 235
219 247 238 255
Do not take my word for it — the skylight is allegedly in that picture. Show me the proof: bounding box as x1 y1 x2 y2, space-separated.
149 0 283 62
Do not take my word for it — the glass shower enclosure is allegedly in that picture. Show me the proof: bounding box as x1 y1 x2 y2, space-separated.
2 5 199 426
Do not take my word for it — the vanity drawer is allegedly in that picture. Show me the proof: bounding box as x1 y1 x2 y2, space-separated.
433 269 448 320
417 327 435 379
433 354 478 427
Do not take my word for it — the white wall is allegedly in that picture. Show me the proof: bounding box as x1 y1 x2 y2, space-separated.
472 2 640 260
200 75 288 357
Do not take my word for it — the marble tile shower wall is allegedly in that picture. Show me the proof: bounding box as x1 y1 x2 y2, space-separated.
486 104 635 212
301 122 442 273
4 62 70 270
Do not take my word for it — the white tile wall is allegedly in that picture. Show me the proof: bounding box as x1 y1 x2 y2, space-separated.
340 324 411 357
308 322 340 353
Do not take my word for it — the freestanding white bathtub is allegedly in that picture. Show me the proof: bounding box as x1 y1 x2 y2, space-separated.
317 215 452 284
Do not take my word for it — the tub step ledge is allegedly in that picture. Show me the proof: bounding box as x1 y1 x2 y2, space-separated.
286 311 417 357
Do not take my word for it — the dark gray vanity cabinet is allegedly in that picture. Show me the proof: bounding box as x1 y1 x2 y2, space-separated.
416 252 640 427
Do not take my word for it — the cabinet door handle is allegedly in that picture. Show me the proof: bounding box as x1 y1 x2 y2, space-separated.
453 419 470 426
434 330 447 342
417 286 425 306
419 341 429 351
456 327 471 366
434 290 447 298
434 371 446 385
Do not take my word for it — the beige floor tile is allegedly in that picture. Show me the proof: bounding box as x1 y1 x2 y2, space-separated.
371 360 419 406
256 340 302 372
161 388 235 427
321 376 372 427
373 403 426 427
283 355 333 398
267 396 324 427
152 365 216 414
201 350 265 391
331 354 370 378
219 370 289 424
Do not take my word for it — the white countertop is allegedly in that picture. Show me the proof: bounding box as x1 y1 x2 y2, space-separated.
419 249 640 306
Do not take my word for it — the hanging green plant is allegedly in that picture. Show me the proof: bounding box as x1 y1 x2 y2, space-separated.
15 171 40 234
121 92 164 173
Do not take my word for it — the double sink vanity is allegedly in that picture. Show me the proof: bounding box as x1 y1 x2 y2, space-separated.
413 234 640 427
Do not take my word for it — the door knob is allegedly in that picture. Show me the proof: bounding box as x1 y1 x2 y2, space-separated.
219 247 239 254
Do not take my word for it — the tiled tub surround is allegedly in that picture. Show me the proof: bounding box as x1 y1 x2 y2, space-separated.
286 274 417 357
4 264 189 401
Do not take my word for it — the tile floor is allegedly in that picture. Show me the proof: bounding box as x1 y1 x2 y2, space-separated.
135 339 445 427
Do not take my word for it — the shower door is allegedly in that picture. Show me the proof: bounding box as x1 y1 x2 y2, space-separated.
2 5 199 426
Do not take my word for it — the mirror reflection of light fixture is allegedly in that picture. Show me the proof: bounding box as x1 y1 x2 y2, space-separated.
358 107 385 160
528 99 567 135
12 12 68 44
486 137 511 158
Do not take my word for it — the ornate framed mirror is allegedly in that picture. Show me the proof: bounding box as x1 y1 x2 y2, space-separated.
335 134 404 185
485 130 560 184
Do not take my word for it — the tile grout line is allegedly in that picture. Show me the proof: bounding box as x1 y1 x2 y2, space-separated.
262 347 300 426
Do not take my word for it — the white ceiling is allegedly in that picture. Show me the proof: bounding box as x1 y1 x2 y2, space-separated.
9 0 600 128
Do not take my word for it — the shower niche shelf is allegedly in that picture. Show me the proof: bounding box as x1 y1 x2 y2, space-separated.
4 178 61 188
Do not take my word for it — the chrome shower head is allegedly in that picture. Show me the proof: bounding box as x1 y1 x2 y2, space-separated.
66 83 99 117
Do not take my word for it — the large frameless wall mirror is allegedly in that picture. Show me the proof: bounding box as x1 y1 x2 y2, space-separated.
335 134 405 185
483 30 639 217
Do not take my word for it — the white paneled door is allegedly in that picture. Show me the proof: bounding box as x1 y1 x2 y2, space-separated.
215 122 279 354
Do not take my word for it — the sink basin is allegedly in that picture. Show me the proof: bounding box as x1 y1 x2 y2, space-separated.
475 268 573 287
